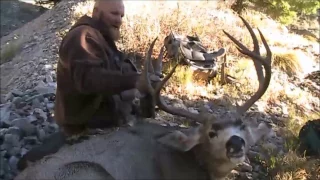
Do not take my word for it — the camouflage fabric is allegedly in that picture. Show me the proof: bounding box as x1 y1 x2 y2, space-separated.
298 119 320 157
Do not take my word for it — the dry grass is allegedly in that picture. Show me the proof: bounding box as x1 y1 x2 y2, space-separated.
272 51 303 77
0 37 24 65
265 110 320 180
269 151 320 180
67 0 319 179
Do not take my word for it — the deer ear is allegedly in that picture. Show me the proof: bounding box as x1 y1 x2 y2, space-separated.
157 126 201 152
246 122 272 146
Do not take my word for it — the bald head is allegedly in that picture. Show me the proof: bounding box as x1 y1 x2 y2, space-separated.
92 0 125 41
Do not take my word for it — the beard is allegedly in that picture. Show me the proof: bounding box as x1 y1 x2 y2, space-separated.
98 12 121 41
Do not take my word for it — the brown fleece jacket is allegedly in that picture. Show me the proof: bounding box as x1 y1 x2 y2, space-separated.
55 15 140 135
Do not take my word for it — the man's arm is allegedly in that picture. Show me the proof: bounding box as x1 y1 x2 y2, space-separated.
72 61 140 95
59 26 140 95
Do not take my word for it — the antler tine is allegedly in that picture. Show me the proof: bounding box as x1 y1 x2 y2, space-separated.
238 16 264 90
154 66 201 122
141 37 158 95
150 57 201 123
257 28 272 65
148 50 155 75
152 46 165 77
223 16 272 114
142 38 202 123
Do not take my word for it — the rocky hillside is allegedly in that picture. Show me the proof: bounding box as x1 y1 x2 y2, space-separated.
0 0 84 94
0 0 319 180
0 0 48 38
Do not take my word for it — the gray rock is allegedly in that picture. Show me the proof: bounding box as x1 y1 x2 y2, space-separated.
238 172 253 180
253 165 261 172
33 108 47 121
0 156 9 177
11 118 36 136
44 97 49 103
43 122 59 133
0 103 12 126
11 90 24 97
188 107 199 114
172 102 188 110
15 109 29 117
0 150 6 157
23 136 39 145
5 92 14 102
229 170 240 178
4 134 20 147
247 150 264 161
262 142 278 151
8 146 21 156
46 74 53 83
25 89 33 94
37 128 46 141
236 162 253 172
203 103 213 113
20 148 28 156
168 122 179 127
6 127 22 139
46 102 55 110
0 95 7 104
44 64 53 70
27 115 38 124
48 82 57 89
0 128 8 137
34 81 56 94
8 156 19 172
21 94 31 102
251 172 260 179
12 97 23 109
10 112 22 121
23 144 34 150
32 98 42 109
26 94 45 103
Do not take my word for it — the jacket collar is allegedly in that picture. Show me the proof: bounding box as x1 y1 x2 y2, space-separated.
71 15 119 52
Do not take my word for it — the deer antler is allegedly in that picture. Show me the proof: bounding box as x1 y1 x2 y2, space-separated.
140 16 272 123
223 16 272 115
140 38 202 122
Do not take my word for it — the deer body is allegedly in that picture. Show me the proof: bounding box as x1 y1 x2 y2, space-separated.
15 123 211 180
15 114 270 180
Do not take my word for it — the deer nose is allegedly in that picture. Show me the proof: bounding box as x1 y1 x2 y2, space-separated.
226 135 245 153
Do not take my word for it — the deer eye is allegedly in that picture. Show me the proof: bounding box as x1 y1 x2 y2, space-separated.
208 131 217 138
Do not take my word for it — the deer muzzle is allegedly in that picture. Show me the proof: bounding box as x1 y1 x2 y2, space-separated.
226 135 245 158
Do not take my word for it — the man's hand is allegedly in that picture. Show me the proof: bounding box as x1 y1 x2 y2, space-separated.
120 88 142 101
121 71 161 102
149 74 162 82
135 71 162 94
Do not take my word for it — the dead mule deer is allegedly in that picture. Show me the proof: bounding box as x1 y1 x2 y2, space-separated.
14 16 272 180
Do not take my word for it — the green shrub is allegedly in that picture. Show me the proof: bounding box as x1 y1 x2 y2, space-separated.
0 40 23 64
232 0 320 25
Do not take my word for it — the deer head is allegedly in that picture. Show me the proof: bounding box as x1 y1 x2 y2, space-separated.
140 16 272 178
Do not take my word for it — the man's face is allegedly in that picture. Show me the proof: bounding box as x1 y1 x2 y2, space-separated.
96 1 125 41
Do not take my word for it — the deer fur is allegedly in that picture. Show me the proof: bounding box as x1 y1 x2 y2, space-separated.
15 117 270 180
14 16 273 180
